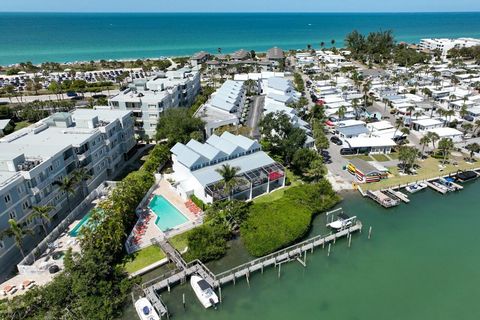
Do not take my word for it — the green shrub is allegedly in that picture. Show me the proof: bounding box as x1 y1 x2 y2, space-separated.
184 224 230 262
190 194 207 211
241 180 340 257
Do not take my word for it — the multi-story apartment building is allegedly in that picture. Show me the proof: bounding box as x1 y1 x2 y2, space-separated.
108 67 201 138
0 109 135 279
419 38 480 59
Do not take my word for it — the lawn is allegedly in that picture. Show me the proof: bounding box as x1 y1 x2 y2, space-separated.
371 154 390 162
170 231 189 252
123 245 166 274
344 154 373 161
362 154 479 191
13 121 32 131
253 169 302 204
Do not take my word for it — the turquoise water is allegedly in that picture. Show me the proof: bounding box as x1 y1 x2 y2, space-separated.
149 195 188 231
2 12 480 65
69 211 92 237
121 180 480 320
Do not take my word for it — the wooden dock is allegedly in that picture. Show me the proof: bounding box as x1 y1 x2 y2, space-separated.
366 190 401 208
141 216 363 316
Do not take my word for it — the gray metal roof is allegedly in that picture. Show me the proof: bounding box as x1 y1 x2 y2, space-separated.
206 134 245 156
337 125 370 137
268 77 293 92
267 47 285 59
348 158 380 175
186 139 227 162
192 151 275 186
171 142 209 168
220 131 260 152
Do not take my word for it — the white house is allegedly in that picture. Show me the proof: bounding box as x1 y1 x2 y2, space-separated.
170 132 285 204
411 118 444 131
426 127 464 142
345 136 397 154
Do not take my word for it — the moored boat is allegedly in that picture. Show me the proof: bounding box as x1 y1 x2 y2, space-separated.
327 213 356 230
190 275 219 309
405 182 428 194
135 297 160 320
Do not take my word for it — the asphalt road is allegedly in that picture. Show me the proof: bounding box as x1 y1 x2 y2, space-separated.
247 95 264 139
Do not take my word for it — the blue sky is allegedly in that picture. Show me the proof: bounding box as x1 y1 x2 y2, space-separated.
2 0 480 12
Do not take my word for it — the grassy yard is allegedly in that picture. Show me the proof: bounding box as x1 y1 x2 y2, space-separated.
122 245 166 274
253 169 302 204
13 121 32 131
362 154 479 191
170 232 189 252
371 154 391 162
344 154 373 161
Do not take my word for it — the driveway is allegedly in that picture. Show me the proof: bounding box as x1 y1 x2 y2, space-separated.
247 95 264 139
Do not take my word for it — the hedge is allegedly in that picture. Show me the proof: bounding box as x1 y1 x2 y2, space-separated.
241 181 340 257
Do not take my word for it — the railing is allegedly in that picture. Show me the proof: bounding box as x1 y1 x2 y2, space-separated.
17 182 114 274
214 222 361 282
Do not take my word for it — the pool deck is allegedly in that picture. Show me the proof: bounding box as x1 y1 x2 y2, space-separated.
126 179 203 254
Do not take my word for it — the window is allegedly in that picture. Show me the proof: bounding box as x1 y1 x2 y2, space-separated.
4 194 11 204
17 185 25 194
9 211 16 219
22 201 30 210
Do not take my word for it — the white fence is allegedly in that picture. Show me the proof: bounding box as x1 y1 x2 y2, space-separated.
17 182 116 275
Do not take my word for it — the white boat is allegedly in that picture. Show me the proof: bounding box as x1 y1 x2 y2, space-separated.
405 182 428 194
190 275 219 309
135 298 160 320
327 213 356 230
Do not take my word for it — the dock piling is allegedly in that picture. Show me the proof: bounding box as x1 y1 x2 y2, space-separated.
278 263 281 279
368 226 372 239
219 286 222 303
348 234 352 248
182 293 185 310
327 243 331 256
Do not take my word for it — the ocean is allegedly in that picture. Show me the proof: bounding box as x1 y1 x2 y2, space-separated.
1 12 480 65
121 181 480 320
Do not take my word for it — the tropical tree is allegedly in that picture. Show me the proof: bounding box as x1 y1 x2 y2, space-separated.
336 105 347 120
426 131 440 150
461 122 473 136
215 164 241 200
406 105 416 128
0 219 34 258
393 118 404 137
305 158 327 182
53 175 78 213
351 98 361 119
474 119 480 136
398 146 419 174
419 135 431 158
72 168 92 198
31 205 54 237
465 143 480 162
438 138 454 165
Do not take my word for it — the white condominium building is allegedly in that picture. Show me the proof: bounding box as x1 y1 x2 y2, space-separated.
108 67 201 138
0 109 135 277
419 38 480 59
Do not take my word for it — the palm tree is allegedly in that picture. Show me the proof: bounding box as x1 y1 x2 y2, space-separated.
406 105 416 128
31 205 54 237
53 175 77 213
438 138 454 165
426 131 440 150
393 118 404 138
215 164 241 200
336 105 347 120
0 219 34 258
419 135 431 158
465 143 480 162
72 168 92 198
474 119 480 137
351 98 361 119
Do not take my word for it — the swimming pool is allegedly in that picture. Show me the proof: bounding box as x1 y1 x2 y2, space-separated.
69 208 103 237
148 195 188 231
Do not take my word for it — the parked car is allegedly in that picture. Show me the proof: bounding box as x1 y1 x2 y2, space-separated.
340 148 355 155
463 115 474 122
330 136 343 145
66 91 77 97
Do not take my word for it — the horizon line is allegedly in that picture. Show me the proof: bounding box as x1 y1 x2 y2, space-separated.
1 11 480 14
